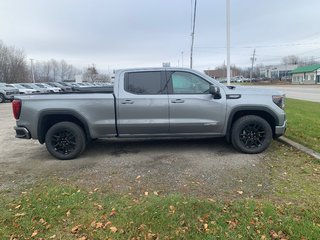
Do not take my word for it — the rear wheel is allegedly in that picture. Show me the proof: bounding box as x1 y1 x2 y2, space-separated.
45 122 86 160
0 93 5 103
231 115 272 154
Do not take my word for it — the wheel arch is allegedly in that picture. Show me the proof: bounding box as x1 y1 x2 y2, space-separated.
226 106 279 142
37 110 91 144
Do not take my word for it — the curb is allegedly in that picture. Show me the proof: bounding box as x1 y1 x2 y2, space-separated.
277 136 320 160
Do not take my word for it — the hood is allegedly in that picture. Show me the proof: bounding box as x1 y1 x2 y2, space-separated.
222 85 284 96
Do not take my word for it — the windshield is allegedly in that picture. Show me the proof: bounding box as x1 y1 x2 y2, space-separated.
35 84 45 88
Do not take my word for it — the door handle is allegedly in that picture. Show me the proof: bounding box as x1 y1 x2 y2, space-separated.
171 99 185 103
120 99 134 104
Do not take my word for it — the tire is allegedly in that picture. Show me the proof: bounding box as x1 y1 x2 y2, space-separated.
0 93 5 103
45 121 86 160
231 115 272 154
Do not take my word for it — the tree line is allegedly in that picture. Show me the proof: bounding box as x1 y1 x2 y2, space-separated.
0 40 111 84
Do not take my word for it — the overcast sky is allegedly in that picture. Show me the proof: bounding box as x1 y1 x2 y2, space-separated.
1 0 320 72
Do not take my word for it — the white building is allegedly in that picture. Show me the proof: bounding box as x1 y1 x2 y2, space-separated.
291 64 320 84
260 64 298 79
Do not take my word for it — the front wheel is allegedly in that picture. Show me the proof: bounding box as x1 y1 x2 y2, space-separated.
231 115 272 154
45 122 86 160
0 93 5 103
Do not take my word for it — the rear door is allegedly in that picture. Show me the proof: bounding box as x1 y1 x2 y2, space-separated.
117 71 169 135
167 71 226 134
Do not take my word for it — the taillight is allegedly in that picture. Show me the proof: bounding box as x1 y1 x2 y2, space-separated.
12 99 21 120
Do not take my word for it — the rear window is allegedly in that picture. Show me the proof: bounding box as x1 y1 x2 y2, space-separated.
125 71 162 94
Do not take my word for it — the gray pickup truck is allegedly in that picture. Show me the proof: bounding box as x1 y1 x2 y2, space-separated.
12 68 286 160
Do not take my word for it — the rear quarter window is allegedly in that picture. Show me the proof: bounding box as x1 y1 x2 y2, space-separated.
124 71 163 94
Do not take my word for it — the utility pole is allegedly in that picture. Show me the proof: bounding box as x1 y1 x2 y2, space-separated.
190 0 197 69
226 0 231 85
30 58 35 83
250 49 256 82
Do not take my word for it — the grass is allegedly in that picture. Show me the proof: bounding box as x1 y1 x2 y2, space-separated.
1 144 320 239
285 98 320 152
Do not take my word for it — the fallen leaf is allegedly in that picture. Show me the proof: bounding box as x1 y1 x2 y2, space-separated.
15 205 21 209
169 205 176 214
237 190 243 195
71 225 82 234
204 223 208 230
39 218 47 225
66 210 71 217
227 219 239 230
31 230 38 238
77 236 87 240
110 226 118 233
146 232 157 239
15 213 26 217
94 203 103 210
93 188 99 192
136 175 141 180
105 221 112 227
269 230 278 239
95 222 103 229
49 235 56 239
109 208 117 217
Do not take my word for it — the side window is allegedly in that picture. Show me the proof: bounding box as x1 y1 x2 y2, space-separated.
170 72 210 94
125 71 162 94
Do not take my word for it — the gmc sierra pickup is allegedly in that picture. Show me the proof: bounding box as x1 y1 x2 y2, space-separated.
12 68 286 160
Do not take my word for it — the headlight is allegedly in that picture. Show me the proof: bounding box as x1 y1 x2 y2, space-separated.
272 95 285 109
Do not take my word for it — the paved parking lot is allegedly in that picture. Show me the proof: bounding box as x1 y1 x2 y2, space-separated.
0 103 273 198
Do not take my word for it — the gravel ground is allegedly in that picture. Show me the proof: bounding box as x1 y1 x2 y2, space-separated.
0 102 274 198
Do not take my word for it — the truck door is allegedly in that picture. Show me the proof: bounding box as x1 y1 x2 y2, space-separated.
117 71 169 135
166 71 226 134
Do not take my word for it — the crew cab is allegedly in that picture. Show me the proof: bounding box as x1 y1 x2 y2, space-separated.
12 68 286 160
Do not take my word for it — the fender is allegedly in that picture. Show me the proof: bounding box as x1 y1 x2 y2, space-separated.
226 105 279 141
37 109 91 144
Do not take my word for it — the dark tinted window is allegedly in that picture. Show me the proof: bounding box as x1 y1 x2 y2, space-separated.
125 72 162 94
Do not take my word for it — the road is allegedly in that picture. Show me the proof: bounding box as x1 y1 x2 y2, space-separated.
0 103 272 198
248 85 320 102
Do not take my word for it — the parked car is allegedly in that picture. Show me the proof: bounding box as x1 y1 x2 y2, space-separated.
38 83 62 92
20 83 50 93
46 82 72 92
10 84 39 94
12 67 286 160
0 83 20 103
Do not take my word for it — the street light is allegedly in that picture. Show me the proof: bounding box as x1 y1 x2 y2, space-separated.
226 0 231 86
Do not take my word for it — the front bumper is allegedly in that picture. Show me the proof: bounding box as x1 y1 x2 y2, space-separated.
275 120 287 137
14 126 31 139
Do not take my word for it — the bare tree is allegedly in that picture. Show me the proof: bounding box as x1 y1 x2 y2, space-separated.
282 55 300 65
0 41 28 83
83 65 98 82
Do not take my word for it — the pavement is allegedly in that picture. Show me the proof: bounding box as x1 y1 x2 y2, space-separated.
248 84 320 102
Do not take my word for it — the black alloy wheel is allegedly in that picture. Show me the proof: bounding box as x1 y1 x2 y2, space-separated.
45 122 86 160
231 115 272 154
239 123 266 149
0 93 5 103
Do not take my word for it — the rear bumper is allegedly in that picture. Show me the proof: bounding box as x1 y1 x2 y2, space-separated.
14 126 31 139
275 120 287 137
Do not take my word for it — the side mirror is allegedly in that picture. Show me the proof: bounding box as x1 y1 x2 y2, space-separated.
209 85 221 99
